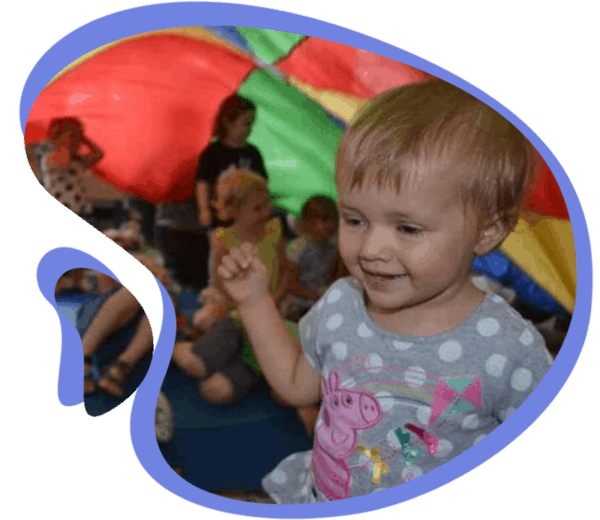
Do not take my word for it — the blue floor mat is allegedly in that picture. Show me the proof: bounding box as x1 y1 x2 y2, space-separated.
57 292 313 490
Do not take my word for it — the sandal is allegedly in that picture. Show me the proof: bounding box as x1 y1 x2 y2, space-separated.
98 360 134 399
84 356 97 395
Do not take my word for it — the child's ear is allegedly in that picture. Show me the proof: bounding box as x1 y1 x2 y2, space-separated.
474 216 510 256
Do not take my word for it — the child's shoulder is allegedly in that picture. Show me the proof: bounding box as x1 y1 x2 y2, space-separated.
473 292 548 353
310 277 362 311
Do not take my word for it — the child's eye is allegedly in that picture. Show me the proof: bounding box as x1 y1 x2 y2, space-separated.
343 216 364 228
398 224 422 236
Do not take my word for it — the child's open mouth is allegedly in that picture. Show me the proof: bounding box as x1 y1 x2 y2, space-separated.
362 269 406 286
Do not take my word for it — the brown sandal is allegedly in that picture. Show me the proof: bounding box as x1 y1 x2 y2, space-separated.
98 360 134 399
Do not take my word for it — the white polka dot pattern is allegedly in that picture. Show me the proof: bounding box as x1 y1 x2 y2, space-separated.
401 466 423 481
327 288 342 303
332 341 348 361
416 405 432 425
365 353 384 371
357 323 374 338
485 354 507 377
271 468 288 484
476 317 501 337
393 340 413 351
473 434 487 445
326 313 343 330
511 368 533 391
438 341 463 362
436 439 453 458
387 429 401 449
462 414 480 430
519 329 534 346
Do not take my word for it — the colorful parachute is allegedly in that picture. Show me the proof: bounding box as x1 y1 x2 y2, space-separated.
24 27 575 314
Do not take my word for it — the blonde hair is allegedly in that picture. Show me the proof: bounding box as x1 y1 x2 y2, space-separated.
337 80 535 230
214 168 269 222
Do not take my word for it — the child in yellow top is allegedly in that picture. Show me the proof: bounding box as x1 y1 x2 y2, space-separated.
171 170 293 405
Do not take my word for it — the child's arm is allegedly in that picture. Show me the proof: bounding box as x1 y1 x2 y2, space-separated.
81 288 142 358
80 134 104 167
195 181 212 228
272 239 294 305
217 243 321 407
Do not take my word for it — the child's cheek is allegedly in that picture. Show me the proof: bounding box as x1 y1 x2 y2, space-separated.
409 242 433 263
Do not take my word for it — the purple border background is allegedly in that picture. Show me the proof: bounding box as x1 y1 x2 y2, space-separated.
0 0 599 519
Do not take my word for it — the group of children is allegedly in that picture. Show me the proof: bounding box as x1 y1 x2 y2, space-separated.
28 79 558 503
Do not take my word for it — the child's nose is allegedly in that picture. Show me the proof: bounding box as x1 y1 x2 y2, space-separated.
361 228 397 259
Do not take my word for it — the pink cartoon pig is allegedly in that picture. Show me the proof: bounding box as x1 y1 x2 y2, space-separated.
312 371 383 500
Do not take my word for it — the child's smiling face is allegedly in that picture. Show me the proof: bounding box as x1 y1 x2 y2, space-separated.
337 168 496 327
235 189 272 230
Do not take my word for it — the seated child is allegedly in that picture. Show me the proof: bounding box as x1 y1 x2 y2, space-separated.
172 170 293 405
173 170 320 436
281 195 342 321
213 80 553 502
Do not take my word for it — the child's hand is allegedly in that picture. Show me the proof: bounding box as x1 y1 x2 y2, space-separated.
50 146 71 168
217 242 270 308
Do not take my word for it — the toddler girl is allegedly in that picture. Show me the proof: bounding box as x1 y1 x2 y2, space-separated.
214 80 553 502
172 170 291 406
282 195 343 321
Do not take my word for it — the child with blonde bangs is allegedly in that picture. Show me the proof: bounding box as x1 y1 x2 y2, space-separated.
172 170 294 406
213 80 553 502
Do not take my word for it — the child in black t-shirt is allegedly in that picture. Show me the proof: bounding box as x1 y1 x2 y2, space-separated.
195 94 268 229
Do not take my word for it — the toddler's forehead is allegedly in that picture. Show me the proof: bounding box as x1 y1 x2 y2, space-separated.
338 161 465 200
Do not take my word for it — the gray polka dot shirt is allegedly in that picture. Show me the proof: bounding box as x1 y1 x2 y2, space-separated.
263 277 552 503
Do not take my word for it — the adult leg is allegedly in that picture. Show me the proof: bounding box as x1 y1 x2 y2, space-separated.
81 287 141 359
